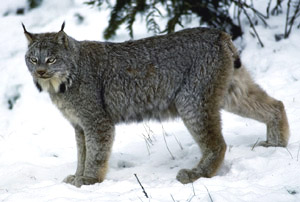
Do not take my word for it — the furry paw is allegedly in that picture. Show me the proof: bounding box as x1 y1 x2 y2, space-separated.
258 141 287 147
63 175 76 184
176 168 202 184
63 175 98 187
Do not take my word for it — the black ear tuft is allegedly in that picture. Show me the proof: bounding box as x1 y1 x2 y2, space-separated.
60 21 65 32
22 23 27 33
22 22 34 45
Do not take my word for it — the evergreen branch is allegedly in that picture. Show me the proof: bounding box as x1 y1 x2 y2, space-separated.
271 0 284 15
266 0 272 18
286 0 300 38
242 6 264 47
231 0 268 19
232 0 268 26
284 0 292 38
146 6 162 35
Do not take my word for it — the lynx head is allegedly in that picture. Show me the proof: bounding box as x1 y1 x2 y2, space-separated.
23 22 75 93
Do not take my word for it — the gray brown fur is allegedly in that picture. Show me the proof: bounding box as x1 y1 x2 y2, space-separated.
23 23 289 187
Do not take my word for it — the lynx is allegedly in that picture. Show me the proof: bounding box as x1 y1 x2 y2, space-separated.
23 23 289 187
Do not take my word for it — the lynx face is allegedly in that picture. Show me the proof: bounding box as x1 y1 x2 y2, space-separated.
24 24 73 93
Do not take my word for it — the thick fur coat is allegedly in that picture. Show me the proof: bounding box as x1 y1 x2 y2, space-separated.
23 23 289 187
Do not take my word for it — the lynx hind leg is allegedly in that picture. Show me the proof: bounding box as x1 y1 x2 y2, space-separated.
223 67 290 147
175 91 227 184
175 68 231 184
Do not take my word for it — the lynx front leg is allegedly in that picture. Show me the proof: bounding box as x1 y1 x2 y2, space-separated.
65 119 115 187
223 68 290 147
63 125 86 184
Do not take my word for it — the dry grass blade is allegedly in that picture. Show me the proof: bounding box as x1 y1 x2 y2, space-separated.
162 125 175 160
204 185 213 202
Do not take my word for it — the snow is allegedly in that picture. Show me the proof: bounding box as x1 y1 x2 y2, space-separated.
0 0 300 201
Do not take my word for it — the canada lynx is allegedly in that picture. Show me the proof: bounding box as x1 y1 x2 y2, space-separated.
23 23 289 187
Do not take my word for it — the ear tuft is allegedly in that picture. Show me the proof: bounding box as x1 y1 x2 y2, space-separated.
21 23 27 33
60 21 65 32
57 21 68 48
22 22 34 45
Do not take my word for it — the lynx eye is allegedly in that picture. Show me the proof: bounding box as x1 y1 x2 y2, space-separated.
29 57 38 64
46 57 56 64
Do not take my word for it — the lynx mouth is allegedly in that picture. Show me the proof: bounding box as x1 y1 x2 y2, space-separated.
35 72 70 93
34 72 54 79
37 75 52 79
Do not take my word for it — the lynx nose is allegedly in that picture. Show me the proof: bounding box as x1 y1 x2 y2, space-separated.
36 69 47 77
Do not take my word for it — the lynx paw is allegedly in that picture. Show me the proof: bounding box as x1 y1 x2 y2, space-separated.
176 169 203 184
63 175 76 184
258 141 287 147
63 175 98 187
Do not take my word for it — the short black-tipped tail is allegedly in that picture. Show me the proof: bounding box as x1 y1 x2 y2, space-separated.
220 32 242 69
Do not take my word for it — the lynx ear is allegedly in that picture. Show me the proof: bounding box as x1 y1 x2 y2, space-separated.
56 21 68 48
22 23 34 45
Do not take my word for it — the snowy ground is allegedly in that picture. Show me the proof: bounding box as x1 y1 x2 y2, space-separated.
0 0 300 201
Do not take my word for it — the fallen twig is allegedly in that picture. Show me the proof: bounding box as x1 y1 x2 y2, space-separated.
242 7 264 47
134 174 149 199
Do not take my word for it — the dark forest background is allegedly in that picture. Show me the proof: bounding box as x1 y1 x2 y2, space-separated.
10 0 300 47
